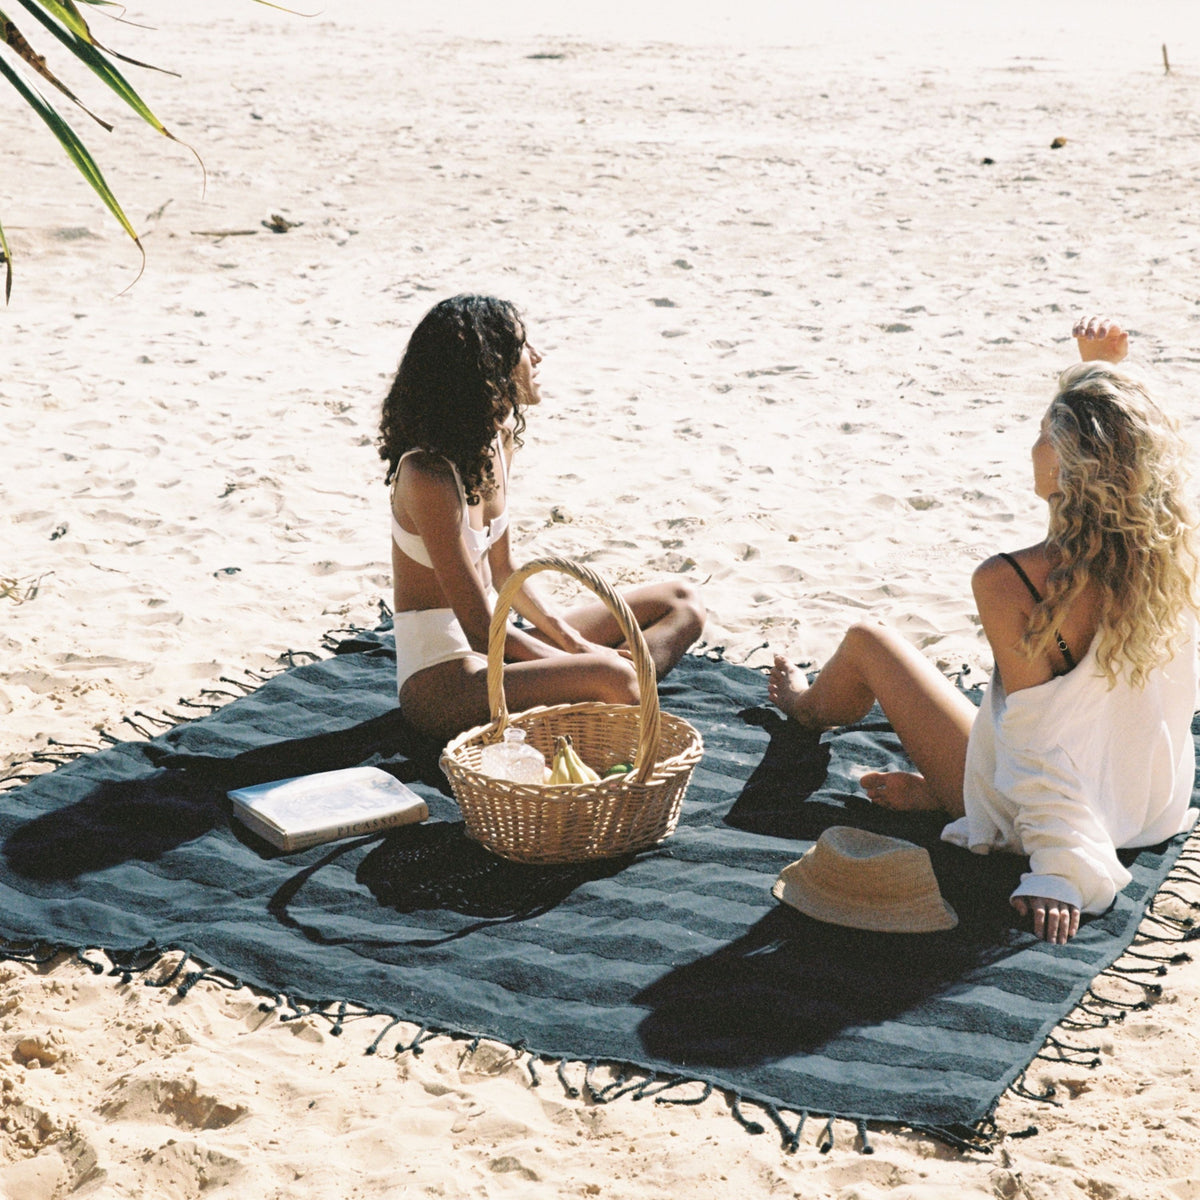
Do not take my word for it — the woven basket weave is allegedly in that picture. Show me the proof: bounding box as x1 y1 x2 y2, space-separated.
440 557 704 864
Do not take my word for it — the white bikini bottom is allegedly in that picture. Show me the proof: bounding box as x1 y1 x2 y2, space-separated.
393 607 482 693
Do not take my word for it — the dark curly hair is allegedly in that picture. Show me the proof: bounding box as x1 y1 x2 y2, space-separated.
379 294 528 504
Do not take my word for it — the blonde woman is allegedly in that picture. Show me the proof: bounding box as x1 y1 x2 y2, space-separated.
768 318 1199 944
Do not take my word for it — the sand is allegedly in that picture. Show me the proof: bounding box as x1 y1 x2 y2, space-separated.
2 0 1200 1194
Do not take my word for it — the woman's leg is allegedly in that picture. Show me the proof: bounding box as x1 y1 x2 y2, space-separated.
400 650 640 742
768 622 975 816
546 580 706 679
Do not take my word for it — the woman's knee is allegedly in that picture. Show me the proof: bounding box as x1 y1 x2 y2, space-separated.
676 580 707 635
843 620 902 657
598 656 640 705
654 579 705 641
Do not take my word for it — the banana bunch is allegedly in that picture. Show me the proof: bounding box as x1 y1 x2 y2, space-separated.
547 735 600 784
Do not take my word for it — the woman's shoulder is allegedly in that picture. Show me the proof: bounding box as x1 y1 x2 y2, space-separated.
396 449 457 483
394 450 465 507
972 544 1048 604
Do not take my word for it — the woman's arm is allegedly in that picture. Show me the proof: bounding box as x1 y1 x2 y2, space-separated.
972 556 1091 942
487 529 617 655
972 555 1056 694
486 429 626 656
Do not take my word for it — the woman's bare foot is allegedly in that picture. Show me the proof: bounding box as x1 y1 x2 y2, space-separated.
767 654 821 726
1073 316 1128 364
860 770 945 812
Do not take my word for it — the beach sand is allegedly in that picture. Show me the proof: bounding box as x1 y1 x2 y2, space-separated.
3 1 1200 1194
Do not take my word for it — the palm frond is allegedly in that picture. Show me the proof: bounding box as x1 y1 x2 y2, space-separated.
23 0 180 76
14 0 178 136
1 0 295 300
1 9 113 127
0 51 142 247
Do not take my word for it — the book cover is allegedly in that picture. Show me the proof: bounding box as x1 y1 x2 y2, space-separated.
228 766 429 852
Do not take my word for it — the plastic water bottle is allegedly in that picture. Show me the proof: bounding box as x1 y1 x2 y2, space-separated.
479 728 547 784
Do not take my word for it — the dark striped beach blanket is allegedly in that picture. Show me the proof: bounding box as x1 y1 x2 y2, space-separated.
1 628 1195 1149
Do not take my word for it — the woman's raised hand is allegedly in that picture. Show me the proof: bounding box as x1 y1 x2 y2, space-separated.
1073 316 1129 364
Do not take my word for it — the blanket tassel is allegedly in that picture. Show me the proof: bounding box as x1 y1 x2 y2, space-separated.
1120 947 1191 965
177 967 242 998
365 1015 405 1056
1083 986 1148 1014
107 943 165 985
556 1059 581 1098
856 1118 874 1155
395 1025 436 1057
641 1077 713 1107
145 951 195 990
1036 1035 1101 1068
1009 1069 1059 1105
1059 1008 1114 1030
1153 888 1200 912
522 1047 540 1087
816 1115 836 1154
74 949 106 976
922 1122 1002 1152
598 1071 655 1103
0 942 61 967
755 1103 802 1153
729 1094 766 1136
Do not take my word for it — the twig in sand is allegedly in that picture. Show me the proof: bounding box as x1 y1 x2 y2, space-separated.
192 229 260 238
0 572 51 603
262 213 302 233
1163 44 1171 74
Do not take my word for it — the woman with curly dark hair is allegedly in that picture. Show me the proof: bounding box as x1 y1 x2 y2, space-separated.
768 318 1199 944
380 294 705 740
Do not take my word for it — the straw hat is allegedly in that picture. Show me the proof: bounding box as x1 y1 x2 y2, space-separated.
771 826 958 933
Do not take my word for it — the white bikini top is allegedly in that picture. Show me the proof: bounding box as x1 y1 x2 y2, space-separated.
390 440 509 569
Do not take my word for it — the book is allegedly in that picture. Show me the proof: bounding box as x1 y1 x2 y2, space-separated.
228 766 429 852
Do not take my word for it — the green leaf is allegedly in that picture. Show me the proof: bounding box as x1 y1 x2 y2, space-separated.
0 52 140 246
27 0 180 77
1 9 115 129
14 0 174 137
26 0 91 41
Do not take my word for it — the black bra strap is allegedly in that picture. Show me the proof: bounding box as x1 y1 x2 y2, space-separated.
998 552 1041 602
997 552 1076 671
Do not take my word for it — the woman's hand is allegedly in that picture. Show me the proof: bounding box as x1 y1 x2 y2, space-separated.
1073 316 1129 364
540 617 628 660
562 629 634 663
1011 894 1080 944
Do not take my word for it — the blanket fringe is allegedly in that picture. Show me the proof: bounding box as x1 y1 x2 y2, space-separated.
0 939 1005 1157
918 1120 1006 1152
0 649 314 790
1003 823 1200 1123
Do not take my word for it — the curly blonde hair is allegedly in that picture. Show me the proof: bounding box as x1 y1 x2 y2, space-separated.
1025 362 1199 685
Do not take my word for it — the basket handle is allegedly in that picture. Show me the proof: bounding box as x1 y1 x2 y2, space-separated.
486 556 661 785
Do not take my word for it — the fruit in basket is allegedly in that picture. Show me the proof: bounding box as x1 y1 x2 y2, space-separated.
548 735 600 784
603 762 634 777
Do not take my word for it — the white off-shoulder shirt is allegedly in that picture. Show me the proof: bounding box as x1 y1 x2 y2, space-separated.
942 615 1199 914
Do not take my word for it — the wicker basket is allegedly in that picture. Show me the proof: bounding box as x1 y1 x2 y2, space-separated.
440 557 704 864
